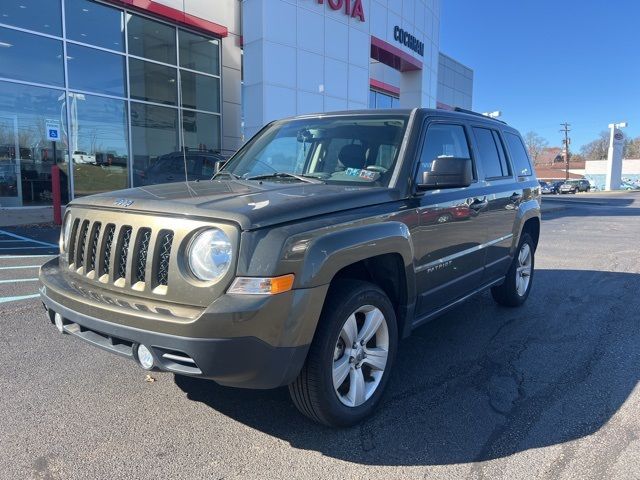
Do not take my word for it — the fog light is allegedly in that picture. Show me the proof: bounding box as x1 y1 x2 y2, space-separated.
54 313 64 333
136 344 154 370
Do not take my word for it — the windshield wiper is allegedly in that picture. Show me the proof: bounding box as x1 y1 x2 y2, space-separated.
246 172 324 184
211 171 241 181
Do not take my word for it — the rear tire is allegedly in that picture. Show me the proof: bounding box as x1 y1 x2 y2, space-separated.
289 280 398 427
491 232 535 307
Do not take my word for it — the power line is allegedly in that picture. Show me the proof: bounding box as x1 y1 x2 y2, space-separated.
560 123 571 180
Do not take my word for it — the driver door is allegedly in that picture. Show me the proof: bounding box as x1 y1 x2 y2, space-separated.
411 120 489 319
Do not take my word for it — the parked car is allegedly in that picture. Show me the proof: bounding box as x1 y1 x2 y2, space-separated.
549 181 564 194
560 179 590 194
539 181 553 194
40 108 541 427
135 151 229 186
72 151 96 165
620 182 640 191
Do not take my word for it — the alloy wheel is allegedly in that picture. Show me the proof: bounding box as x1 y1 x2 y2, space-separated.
332 305 389 407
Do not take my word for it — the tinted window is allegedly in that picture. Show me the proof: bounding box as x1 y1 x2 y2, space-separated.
417 124 471 181
0 27 64 87
504 132 534 177
0 0 62 36
127 14 176 64
492 131 511 176
473 127 503 178
65 0 124 51
179 30 219 75
67 44 126 96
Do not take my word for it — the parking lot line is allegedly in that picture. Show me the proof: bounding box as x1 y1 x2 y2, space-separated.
0 294 40 304
0 246 55 250
0 229 58 248
0 265 41 270
0 255 55 259
0 278 39 284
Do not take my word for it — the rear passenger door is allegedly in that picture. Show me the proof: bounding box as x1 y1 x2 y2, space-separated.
471 126 519 280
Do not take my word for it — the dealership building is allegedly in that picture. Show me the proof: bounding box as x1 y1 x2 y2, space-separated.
0 0 473 207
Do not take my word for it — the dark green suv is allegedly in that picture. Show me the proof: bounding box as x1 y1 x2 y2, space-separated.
40 108 541 427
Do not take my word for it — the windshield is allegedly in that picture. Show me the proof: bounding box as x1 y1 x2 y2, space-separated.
222 114 409 187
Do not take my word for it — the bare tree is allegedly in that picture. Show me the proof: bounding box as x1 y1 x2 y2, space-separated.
580 131 609 160
624 137 640 159
523 131 548 164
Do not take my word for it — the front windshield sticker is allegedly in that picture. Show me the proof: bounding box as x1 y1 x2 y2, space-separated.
345 168 380 181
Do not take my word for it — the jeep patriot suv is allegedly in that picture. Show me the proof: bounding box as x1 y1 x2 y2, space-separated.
40 108 541 426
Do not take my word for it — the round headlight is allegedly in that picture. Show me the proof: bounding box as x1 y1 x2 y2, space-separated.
62 214 73 251
187 228 233 282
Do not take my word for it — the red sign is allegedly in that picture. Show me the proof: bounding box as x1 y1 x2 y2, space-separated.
316 0 365 22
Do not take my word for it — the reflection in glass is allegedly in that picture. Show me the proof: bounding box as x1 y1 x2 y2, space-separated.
0 0 62 36
0 27 64 87
65 0 124 51
127 13 176 65
182 111 221 152
129 58 177 105
131 102 179 186
0 81 69 206
180 71 220 113
67 44 126 97
69 93 129 197
179 30 219 75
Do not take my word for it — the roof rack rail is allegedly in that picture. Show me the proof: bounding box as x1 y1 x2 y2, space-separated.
453 107 507 124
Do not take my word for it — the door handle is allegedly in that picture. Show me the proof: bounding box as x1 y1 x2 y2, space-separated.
468 197 488 211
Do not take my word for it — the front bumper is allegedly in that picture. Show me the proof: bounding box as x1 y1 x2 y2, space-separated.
40 258 329 389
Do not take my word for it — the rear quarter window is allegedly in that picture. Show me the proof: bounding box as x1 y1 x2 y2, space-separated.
504 132 534 177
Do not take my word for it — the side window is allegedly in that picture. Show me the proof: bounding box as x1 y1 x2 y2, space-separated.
416 124 472 182
504 132 534 177
492 131 511 177
472 127 506 178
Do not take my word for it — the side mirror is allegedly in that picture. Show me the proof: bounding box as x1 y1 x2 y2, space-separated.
418 157 473 190
214 160 227 174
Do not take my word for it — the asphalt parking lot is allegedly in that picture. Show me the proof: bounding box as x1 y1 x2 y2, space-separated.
1 193 639 479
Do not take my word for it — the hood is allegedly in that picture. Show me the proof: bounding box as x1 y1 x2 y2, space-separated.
70 180 401 230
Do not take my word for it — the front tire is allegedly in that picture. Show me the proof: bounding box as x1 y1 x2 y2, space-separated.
491 232 535 307
289 280 398 427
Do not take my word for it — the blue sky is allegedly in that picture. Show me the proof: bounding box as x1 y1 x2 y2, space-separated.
440 0 640 151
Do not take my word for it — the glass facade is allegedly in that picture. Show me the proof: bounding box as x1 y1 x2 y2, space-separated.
0 0 222 206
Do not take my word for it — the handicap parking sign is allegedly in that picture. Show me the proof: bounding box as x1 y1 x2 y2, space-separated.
46 120 60 142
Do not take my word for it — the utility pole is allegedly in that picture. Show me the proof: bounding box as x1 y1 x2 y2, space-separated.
560 123 571 180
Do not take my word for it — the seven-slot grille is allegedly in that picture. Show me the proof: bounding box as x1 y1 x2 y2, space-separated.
68 221 174 290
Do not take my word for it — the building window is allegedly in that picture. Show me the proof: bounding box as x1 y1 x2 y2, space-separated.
127 13 176 65
131 102 180 186
180 71 220 113
182 111 221 152
0 27 64 87
0 0 62 36
0 81 69 206
69 94 129 197
67 44 126 97
65 0 124 51
179 30 219 75
129 58 178 105
369 89 400 109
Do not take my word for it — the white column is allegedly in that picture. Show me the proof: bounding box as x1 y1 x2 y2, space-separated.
605 124 625 191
